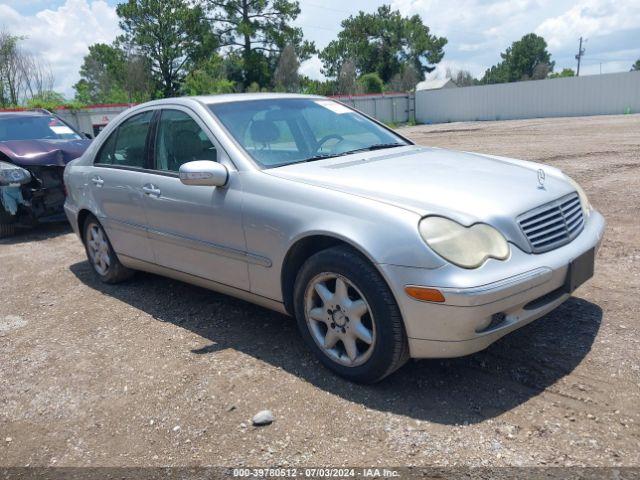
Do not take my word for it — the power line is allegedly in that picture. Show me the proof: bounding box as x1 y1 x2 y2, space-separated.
302 1 352 14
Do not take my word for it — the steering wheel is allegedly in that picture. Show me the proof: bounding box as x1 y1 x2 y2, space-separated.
316 134 345 153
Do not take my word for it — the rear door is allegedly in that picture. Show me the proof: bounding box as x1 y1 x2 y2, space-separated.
141 107 250 290
90 110 157 263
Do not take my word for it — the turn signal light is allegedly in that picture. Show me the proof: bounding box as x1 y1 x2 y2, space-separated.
404 286 445 303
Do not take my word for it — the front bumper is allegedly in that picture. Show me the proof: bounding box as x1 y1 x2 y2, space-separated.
380 210 605 358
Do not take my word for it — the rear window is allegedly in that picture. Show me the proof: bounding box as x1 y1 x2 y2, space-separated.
0 115 82 141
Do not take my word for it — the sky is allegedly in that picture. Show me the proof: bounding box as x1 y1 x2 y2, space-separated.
1 0 639 98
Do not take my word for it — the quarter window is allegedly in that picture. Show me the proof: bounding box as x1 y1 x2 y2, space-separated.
155 110 217 172
95 111 153 167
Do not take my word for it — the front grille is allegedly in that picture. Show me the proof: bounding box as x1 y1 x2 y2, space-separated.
518 192 584 253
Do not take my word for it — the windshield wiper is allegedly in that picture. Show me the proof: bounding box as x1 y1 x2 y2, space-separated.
300 152 343 163
341 143 406 155
299 143 405 164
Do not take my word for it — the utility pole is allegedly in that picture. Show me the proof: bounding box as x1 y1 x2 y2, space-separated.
575 37 586 76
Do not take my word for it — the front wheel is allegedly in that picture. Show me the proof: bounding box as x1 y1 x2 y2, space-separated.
293 246 408 383
83 216 133 283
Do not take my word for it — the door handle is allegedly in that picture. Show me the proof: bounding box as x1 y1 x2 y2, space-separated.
91 176 104 187
142 184 161 197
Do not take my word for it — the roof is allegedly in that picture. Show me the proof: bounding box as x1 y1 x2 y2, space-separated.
416 78 458 91
0 110 50 118
134 93 323 110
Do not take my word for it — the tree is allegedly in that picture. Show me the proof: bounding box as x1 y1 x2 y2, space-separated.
116 0 215 97
273 45 299 92
631 59 640 71
21 55 54 99
481 33 555 84
357 73 384 94
320 5 447 83
207 0 315 89
549 68 575 78
0 29 56 107
337 59 357 95
388 64 421 91
445 69 478 87
0 31 24 106
74 43 154 103
182 55 235 95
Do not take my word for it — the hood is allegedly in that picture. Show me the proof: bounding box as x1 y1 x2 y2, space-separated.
0 139 92 167
266 145 574 225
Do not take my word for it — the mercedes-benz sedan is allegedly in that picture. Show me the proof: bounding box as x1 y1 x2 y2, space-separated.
63 94 605 383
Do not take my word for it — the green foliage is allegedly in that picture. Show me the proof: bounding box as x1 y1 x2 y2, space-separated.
246 81 261 93
631 59 640 71
25 91 84 111
481 33 555 84
182 55 236 95
117 0 215 97
208 0 315 89
25 91 66 109
358 73 384 94
549 68 575 78
300 77 337 96
320 5 446 83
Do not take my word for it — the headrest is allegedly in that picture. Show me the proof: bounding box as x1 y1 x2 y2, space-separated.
172 129 202 160
250 120 279 144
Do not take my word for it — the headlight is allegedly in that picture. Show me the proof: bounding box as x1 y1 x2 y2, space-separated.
419 216 510 269
565 175 592 217
0 161 31 186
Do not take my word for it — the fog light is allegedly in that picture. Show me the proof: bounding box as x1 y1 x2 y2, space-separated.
405 286 445 303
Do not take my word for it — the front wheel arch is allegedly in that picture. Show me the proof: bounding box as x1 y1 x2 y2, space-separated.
280 234 386 316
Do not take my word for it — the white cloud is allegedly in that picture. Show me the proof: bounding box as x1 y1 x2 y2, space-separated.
536 0 640 49
4 0 120 98
299 55 325 81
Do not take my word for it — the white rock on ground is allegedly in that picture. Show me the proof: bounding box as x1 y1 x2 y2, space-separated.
252 410 274 426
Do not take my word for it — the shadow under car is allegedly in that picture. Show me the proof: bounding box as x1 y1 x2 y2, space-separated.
69 260 602 425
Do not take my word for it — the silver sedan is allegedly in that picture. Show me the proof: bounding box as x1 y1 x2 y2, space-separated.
63 94 605 383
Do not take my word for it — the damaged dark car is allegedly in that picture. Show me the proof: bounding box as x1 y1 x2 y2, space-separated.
0 110 91 237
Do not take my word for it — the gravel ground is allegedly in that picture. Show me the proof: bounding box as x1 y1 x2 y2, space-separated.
1 114 639 468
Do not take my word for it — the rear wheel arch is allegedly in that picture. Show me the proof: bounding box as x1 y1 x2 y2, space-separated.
77 209 96 242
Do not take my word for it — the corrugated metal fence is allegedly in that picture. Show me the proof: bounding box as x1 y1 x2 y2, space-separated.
332 92 414 124
416 71 640 124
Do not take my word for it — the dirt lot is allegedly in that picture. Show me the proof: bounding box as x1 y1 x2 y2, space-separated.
1 114 639 468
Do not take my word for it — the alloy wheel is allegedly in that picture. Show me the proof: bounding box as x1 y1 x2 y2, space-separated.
86 223 111 276
304 272 376 367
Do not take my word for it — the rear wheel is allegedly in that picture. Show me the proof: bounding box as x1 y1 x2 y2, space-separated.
83 216 133 283
293 246 409 383
0 210 17 238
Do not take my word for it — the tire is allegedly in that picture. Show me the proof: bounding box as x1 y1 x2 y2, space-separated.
293 246 409 383
82 215 134 283
0 210 17 238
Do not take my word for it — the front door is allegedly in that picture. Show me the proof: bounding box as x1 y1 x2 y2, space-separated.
90 110 156 263
141 108 250 290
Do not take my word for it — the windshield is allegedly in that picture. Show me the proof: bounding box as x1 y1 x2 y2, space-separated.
0 115 82 142
208 98 408 168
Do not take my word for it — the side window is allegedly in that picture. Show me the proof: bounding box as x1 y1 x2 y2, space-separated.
95 111 153 167
155 110 217 172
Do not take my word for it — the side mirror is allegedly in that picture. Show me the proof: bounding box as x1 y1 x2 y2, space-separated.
179 160 228 187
